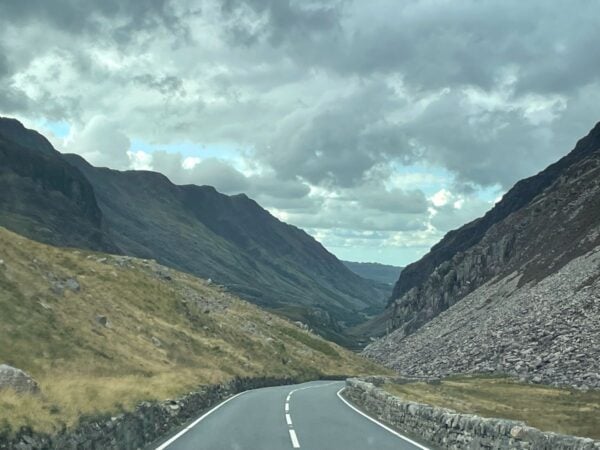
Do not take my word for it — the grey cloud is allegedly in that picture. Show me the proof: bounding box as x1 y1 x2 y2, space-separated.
0 0 189 45
0 85 30 115
150 151 311 202
63 116 131 169
221 0 343 46
186 158 249 193
221 0 600 96
353 188 428 214
3 0 600 263
132 74 184 95
248 175 310 200
150 152 249 193
261 81 413 187
430 198 494 233
400 89 571 189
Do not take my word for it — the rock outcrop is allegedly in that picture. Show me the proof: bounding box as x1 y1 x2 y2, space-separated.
0 365 39 394
0 117 117 253
365 122 600 388
386 121 600 338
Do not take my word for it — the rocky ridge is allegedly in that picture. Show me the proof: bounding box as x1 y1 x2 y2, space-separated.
386 121 600 337
365 122 600 388
364 245 600 388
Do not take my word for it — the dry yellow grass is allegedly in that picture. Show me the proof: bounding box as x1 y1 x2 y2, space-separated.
383 375 600 440
0 227 389 434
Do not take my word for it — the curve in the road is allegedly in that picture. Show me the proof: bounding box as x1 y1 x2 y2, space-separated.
153 380 430 450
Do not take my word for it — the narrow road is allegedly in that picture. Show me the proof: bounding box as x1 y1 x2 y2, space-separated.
153 380 429 450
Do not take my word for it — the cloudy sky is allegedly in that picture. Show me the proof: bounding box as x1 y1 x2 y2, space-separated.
1 0 599 265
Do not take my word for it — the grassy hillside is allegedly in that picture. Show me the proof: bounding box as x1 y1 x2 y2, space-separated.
0 227 388 434
64 154 387 345
0 118 388 348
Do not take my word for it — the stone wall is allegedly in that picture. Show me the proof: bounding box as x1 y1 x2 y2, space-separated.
344 378 600 450
0 376 298 450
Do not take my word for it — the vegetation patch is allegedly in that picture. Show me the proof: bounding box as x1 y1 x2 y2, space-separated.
383 375 600 440
0 227 388 435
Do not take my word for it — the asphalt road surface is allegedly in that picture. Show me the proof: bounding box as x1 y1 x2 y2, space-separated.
153 380 429 450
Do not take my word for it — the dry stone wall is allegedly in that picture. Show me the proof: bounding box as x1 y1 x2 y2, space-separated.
0 377 297 450
344 378 600 450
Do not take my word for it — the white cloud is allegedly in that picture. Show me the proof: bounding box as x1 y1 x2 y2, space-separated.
430 189 452 207
62 116 131 169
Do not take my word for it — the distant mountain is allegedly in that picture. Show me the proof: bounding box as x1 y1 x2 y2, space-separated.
342 260 403 285
364 122 600 388
0 117 386 346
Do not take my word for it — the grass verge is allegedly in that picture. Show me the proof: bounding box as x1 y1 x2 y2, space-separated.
383 375 600 440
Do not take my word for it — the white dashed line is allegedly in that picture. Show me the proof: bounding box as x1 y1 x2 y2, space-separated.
284 381 340 449
288 429 300 448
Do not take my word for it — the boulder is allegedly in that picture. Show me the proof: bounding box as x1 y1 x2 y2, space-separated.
0 364 39 394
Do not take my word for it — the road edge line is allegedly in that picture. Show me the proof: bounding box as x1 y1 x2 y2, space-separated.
336 387 430 450
155 390 247 449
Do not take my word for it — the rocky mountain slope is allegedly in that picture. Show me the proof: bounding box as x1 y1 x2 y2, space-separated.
0 119 117 252
364 122 600 388
342 260 403 285
0 117 385 346
0 226 385 434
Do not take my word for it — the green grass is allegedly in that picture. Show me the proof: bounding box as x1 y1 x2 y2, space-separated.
278 327 340 358
0 227 391 435
383 375 600 440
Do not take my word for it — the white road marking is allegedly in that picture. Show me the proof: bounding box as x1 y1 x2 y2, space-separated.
336 387 430 450
155 391 247 450
289 429 300 448
283 381 340 449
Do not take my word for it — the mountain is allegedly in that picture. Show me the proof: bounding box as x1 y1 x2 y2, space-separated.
364 122 600 388
0 118 117 252
342 260 403 285
0 226 385 434
0 118 386 346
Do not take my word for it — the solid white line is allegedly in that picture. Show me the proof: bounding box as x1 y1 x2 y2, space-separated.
286 413 293 426
289 429 300 448
286 381 339 399
286 394 291 402
155 391 247 450
336 388 430 450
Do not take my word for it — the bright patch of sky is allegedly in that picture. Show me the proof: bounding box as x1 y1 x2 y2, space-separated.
130 139 240 161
